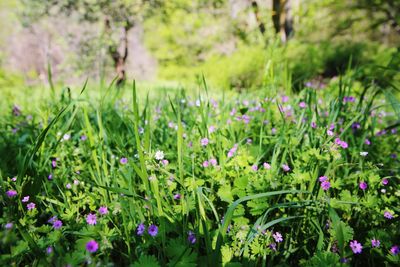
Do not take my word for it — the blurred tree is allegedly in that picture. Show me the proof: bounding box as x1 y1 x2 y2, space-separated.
20 0 162 86
272 0 294 42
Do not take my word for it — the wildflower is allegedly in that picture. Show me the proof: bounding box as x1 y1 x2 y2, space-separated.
46 246 53 254
359 182 368 190
85 240 99 253
299 102 306 108
339 140 348 149
202 161 209 167
227 144 238 158
12 105 21 116
137 223 145 236
263 162 271 169
319 176 328 182
120 157 128 164
48 174 53 180
173 193 181 200
209 158 217 166
155 150 164 160
269 242 277 251
98 206 108 215
350 240 363 254
251 165 258 171
86 213 97 225
5 222 13 229
327 130 334 136
63 134 70 141
390 245 399 255
360 152 368 156
281 164 290 172
365 139 371 145
200 138 209 146
148 224 158 237
311 122 317 128
53 220 63 229
340 258 348 263
371 239 380 248
48 216 57 224
209 125 216 133
11 177 17 182
272 232 283 243
382 178 389 185
80 135 87 141
281 96 289 103
27 202 36 210
66 183 72 189
384 211 393 219
188 231 196 244
161 159 169 166
321 180 331 191
51 160 57 168
6 190 17 198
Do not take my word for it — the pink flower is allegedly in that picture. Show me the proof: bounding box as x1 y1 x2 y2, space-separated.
350 240 363 254
299 102 306 108
27 202 36 210
272 232 283 243
321 181 331 191
384 211 393 219
86 240 99 253
86 213 97 225
359 181 368 190
202 161 209 167
209 158 217 166
200 138 209 146
22 196 30 202
382 178 389 185
319 176 328 182
263 162 271 169
251 165 258 171
98 206 108 215
6 190 17 198
282 164 290 172
371 239 380 248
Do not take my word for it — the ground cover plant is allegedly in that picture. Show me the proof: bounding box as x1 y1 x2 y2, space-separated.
0 75 399 266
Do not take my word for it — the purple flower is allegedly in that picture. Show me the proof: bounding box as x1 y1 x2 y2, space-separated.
272 232 283 243
263 162 271 169
85 240 99 253
319 176 328 182
365 139 371 145
299 101 306 108
137 223 145 236
53 220 62 229
6 190 17 198
202 161 209 167
12 105 21 116
46 246 53 254
51 160 57 169
321 181 331 191
350 240 363 254
209 158 217 166
390 245 399 255
22 196 30 202
66 183 72 189
359 181 368 190
86 213 97 225
281 164 290 172
269 242 277 251
384 211 393 219
120 157 128 164
327 130 334 136
48 174 53 180
5 222 13 229
339 141 348 149
311 122 317 128
98 206 108 215
173 193 181 200
371 239 380 248
227 144 238 158
188 231 196 244
148 224 158 237
382 178 389 185
251 164 258 171
281 96 289 103
27 202 36 210
80 135 87 141
200 138 209 146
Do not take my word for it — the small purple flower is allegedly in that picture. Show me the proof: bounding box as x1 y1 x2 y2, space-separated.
390 245 399 255
263 162 271 169
281 164 290 172
48 216 57 223
46 246 53 254
281 96 289 103
200 138 209 146
51 160 57 169
365 139 371 145
359 181 368 190
188 231 196 244
86 213 97 225
327 130 334 136
12 105 21 116
5 222 13 229
340 141 348 149
120 157 128 165
98 206 108 215
340 258 348 263
66 183 72 189
148 224 158 237
269 242 277 251
202 161 209 167
6 190 17 198
173 193 181 200
80 135 87 141
350 240 363 254
137 223 145 236
251 165 258 172
85 240 99 253
209 158 217 166
382 178 389 185
53 220 63 229
48 174 53 180
272 232 283 243
299 101 306 108
11 177 17 182
321 181 331 191
384 211 393 219
311 121 317 128
319 176 328 182
371 239 380 248
27 202 36 210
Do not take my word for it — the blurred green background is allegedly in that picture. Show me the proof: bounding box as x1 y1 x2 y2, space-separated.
0 0 399 93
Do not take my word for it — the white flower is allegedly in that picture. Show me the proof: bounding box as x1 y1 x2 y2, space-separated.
360 151 368 156
154 150 164 160
63 134 71 141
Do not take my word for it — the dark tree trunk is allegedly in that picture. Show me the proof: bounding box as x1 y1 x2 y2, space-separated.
250 0 266 35
272 0 294 42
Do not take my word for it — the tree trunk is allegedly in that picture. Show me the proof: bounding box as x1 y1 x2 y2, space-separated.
250 0 265 35
272 0 293 42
